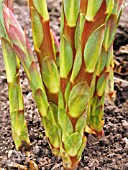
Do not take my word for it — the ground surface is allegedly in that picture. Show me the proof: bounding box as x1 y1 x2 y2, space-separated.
0 0 128 170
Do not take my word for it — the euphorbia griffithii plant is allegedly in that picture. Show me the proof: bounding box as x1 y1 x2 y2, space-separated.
0 0 30 150
0 0 124 169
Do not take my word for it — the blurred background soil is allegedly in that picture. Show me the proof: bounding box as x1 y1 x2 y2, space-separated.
0 0 128 169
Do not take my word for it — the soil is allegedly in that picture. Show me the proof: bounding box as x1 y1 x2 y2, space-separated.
0 0 128 170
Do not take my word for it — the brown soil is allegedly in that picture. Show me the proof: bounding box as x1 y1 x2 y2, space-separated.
0 1 128 170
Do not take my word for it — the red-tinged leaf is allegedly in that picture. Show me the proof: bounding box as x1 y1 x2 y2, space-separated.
3 4 23 35
51 30 60 50
13 44 31 78
8 24 25 47
5 0 14 13
3 4 18 28
25 32 33 59
3 4 10 29
3 5 26 48
8 6 23 31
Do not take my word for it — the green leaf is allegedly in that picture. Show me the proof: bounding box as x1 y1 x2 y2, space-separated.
13 45 32 79
32 0 49 20
17 82 24 110
46 104 56 126
58 108 73 142
64 132 82 157
94 107 103 118
49 103 58 123
84 25 104 73
35 89 48 117
31 8 43 50
64 0 80 27
75 19 80 50
64 82 71 104
60 149 72 168
97 95 105 107
2 39 16 82
42 56 60 94
90 96 104 116
75 114 86 136
103 14 117 51
89 72 97 98
96 47 107 76
30 61 44 91
70 43 82 82
75 13 85 49
60 35 73 78
107 68 114 95
85 0 103 21
77 137 87 160
9 84 19 113
42 117 51 137
68 82 89 118
112 0 123 16
11 111 29 142
89 115 104 132
58 89 64 109
105 45 113 71
0 0 5 29
48 125 60 148
90 96 98 115
80 13 86 38
11 110 30 150
60 6 64 36
97 73 108 96
106 0 114 14
0 21 6 38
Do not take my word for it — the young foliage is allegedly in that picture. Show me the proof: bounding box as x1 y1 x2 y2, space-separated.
0 0 124 169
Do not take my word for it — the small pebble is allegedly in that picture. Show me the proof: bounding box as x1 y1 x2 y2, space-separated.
99 138 109 146
122 120 128 129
